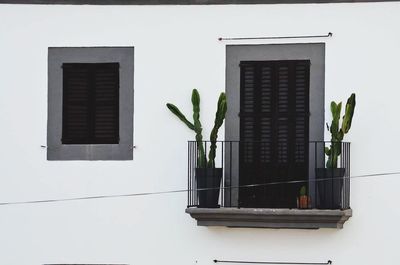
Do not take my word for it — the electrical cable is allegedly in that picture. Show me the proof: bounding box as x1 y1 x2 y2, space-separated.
0 171 398 207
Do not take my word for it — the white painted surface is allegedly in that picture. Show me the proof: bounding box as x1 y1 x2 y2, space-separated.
0 2 399 264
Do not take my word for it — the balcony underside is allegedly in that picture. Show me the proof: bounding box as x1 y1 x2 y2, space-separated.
186 207 352 229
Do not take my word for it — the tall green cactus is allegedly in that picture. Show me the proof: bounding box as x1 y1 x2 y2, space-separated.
166 89 206 167
166 89 227 169
191 89 207 167
325 93 356 168
207 92 227 168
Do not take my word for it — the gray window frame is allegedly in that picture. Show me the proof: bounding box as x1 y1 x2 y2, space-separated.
47 47 134 160
225 43 325 206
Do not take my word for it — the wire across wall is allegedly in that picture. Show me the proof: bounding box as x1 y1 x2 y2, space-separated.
218 32 333 41
214 259 332 265
0 171 398 207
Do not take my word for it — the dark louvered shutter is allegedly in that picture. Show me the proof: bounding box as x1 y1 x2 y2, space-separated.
62 63 119 144
239 60 310 208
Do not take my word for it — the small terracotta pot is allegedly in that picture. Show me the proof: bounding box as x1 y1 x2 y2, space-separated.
297 195 311 209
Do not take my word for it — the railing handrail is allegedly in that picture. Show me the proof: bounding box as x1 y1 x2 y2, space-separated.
188 140 351 144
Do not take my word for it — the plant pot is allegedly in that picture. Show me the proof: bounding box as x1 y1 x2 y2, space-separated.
315 168 345 209
297 195 311 209
195 168 222 208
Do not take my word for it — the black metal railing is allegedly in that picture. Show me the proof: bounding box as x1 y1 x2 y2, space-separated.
187 141 350 210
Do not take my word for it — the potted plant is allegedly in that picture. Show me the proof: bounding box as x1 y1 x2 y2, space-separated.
166 89 227 208
316 93 356 209
297 185 311 209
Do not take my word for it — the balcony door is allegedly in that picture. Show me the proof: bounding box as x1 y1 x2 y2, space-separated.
239 60 310 208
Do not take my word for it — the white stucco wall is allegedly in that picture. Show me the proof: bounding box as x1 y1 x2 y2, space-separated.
0 2 399 265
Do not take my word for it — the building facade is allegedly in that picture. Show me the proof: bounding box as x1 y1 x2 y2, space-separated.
0 1 399 264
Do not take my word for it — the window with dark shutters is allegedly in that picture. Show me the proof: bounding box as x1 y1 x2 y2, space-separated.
62 63 120 144
239 60 310 208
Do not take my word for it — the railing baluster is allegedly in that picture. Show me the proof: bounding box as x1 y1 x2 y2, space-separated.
221 141 224 207
230 141 233 207
188 142 191 207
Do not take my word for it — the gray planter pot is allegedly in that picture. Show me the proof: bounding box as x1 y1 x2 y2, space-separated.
315 168 345 209
196 168 222 208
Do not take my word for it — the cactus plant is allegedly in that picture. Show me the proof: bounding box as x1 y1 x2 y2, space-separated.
299 185 307 197
207 93 227 168
166 89 227 168
298 185 310 209
325 93 356 168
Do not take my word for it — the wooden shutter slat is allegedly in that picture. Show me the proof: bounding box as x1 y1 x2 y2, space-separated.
93 63 119 143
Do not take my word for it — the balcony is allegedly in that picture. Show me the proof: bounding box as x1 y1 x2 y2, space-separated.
185 141 352 229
